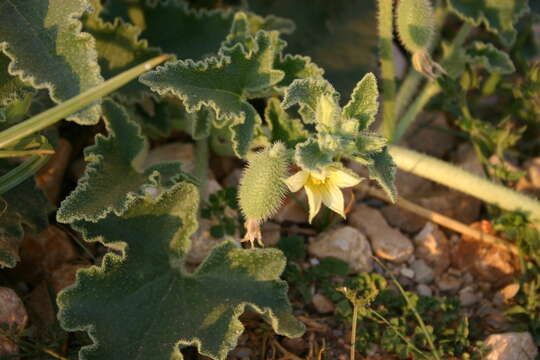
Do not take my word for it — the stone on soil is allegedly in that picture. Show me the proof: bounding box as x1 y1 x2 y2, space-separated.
484 332 538 360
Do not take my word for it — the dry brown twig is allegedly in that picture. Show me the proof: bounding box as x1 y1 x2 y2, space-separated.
356 184 519 255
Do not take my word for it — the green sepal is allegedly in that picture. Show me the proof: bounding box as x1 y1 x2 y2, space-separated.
264 98 308 147
0 165 49 268
0 0 103 125
140 31 285 157
294 138 333 172
83 11 161 103
58 181 304 360
57 99 187 223
447 0 530 47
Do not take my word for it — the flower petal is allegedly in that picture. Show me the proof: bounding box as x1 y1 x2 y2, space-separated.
320 183 345 218
305 184 322 223
328 168 361 188
283 170 309 192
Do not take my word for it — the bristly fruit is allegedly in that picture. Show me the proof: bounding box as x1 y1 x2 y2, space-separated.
396 0 435 54
238 142 289 246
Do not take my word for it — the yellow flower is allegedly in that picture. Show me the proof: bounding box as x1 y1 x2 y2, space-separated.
284 165 362 223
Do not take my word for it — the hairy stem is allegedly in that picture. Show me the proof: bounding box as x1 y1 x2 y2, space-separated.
377 0 397 140
393 22 473 143
194 136 209 203
395 0 446 118
389 145 540 226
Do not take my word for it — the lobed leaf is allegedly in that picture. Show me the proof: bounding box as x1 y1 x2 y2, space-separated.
447 0 530 47
294 138 332 172
58 181 304 360
465 41 516 74
83 10 161 102
264 98 308 147
57 99 186 223
0 166 49 268
0 0 103 124
140 31 285 156
365 147 397 202
282 77 338 124
0 54 33 107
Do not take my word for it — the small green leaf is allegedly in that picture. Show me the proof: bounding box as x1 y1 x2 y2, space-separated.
465 41 516 74
365 147 397 202
58 181 304 360
282 77 339 124
0 0 103 124
294 138 333 172
0 166 48 268
140 31 284 156
264 98 308 147
83 12 161 102
57 99 186 223
342 73 379 131
447 0 530 47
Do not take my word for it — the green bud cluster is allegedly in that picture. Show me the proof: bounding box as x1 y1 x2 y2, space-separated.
238 142 289 221
396 0 435 54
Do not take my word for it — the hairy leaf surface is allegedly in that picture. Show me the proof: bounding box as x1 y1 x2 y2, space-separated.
264 98 308 147
0 54 33 107
0 167 48 268
140 31 285 156
57 99 186 223
0 0 103 124
447 0 529 46
58 181 304 360
83 11 161 102
465 42 516 74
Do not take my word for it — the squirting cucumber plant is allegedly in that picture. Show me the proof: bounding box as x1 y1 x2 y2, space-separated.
0 0 539 359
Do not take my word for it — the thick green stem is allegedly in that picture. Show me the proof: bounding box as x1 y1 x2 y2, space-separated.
194 137 209 202
377 0 397 140
389 145 540 226
0 55 169 149
393 23 473 143
395 1 446 118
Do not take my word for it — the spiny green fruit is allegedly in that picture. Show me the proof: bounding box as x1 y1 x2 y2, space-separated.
239 142 289 222
396 0 435 54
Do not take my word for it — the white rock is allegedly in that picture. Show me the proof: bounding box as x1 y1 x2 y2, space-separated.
411 259 434 284
437 273 462 293
312 293 335 314
400 267 415 279
484 332 538 360
0 287 28 358
416 284 433 297
350 205 413 263
458 285 479 307
414 222 450 273
308 226 373 273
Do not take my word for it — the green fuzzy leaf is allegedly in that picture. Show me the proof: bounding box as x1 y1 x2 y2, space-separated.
58 181 304 360
264 98 308 147
0 0 103 124
365 147 397 202
0 54 33 107
0 168 48 268
355 132 388 161
294 138 332 172
342 73 379 132
282 77 339 124
447 0 530 47
140 31 284 156
104 0 232 60
223 12 323 92
465 42 516 74
104 0 294 61
83 12 161 102
57 99 186 223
